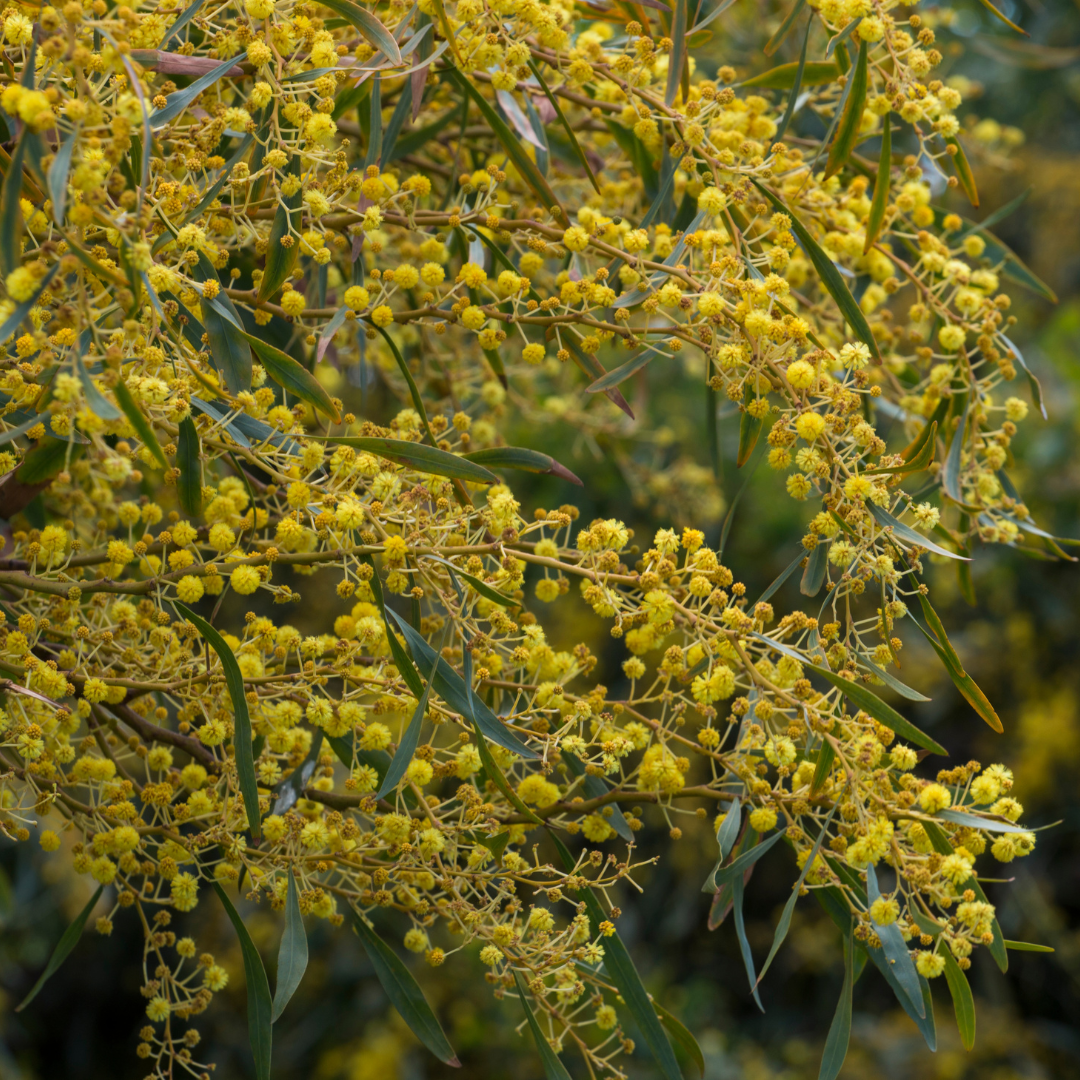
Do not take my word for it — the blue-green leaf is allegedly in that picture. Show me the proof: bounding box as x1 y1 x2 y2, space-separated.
713 826 787 887
941 947 976 1050
176 603 261 839
151 55 244 128
866 863 923 1017
819 929 854 1080
212 882 272 1080
16 884 104 1011
513 970 573 1080
271 869 308 1023
375 653 438 800
348 909 459 1065
702 796 742 892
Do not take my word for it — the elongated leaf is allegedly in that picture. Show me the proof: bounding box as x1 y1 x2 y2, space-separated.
586 346 666 394
387 609 538 759
825 40 868 179
859 654 931 702
322 436 497 484
548 831 683 1080
348 909 459 1065
212 882 272 1080
463 445 582 486
74 355 121 420
869 422 936 476
941 947 976 1051
0 264 59 345
423 554 515 609
176 603 261 838
758 806 838 984
561 750 633 842
0 134 27 276
819 929 854 1080
16 437 77 486
732 872 765 1010
714 827 787 887
314 0 402 62
866 864 923 1016
271 870 308 1023
809 663 947 754
751 179 880 360
654 999 705 1078
742 60 841 89
447 69 566 223
737 388 765 468
935 808 1031 834
863 115 891 253
376 654 437 799
765 0 806 56
959 187 1030 239
527 59 601 193
1004 940 1054 953
948 136 979 208
909 616 1002 732
513 970 573 1079
113 378 167 469
800 541 828 596
1002 335 1046 420
811 739 835 795
16 884 104 1011
775 17 811 142
921 820 1008 972
48 128 77 224
160 0 202 47
665 0 689 106
868 502 968 562
177 415 203 517
258 155 303 302
974 0 1028 36
150 54 243 128
243 332 340 422
702 797 742 892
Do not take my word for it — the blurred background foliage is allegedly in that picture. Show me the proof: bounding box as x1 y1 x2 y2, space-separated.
4 0 1080 1075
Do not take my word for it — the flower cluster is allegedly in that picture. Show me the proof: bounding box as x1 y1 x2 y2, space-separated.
0 0 1056 1074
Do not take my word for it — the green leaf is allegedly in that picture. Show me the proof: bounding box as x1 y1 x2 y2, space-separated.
243 331 340 422
654 999 705 1078
713 827 788 887
74 355 121 421
462 445 582 486
386 609 538 760
16 884 104 1011
665 0 688 106
866 864 924 1017
372 324 437 439
548 831 684 1080
941 947 976 1051
258 155 303 302
825 40 868 178
176 603 262 838
1004 940 1054 953
423 554 516 609
113 378 167 469
702 796 742 892
757 805 838 984
16 437 77 486
586 345 668 394
177 415 203 517
869 421 936 476
358 554 425 701
947 136 979 208
765 0 806 56
1002 335 1046 420
811 739 835 795
0 134 27 276
775 16 811 143
737 385 766 468
732 871 764 1011
867 502 969 562
526 59 601 194
908 616 1003 733
973 0 1028 36
808 663 947 755
858 653 931 702
819 929 854 1080
159 0 203 47
212 882 273 1080
741 60 841 89
322 436 498 485
197 288 252 398
863 114 891 253
48 127 77 224
348 909 460 1065
513 970 573 1080
934 808 1031 834
150 54 243 128
751 178 881 361
271 869 308 1023
447 68 566 224
375 653 438 800
318 0 402 63
800 541 828 596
